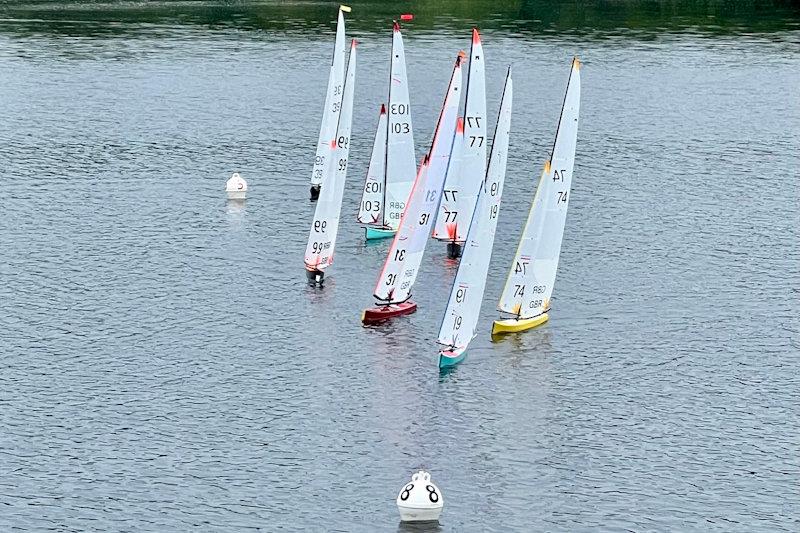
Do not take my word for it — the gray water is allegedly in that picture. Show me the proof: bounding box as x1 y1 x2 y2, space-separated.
1 1 799 531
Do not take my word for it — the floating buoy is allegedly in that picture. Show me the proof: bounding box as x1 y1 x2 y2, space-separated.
226 172 247 200
396 470 443 522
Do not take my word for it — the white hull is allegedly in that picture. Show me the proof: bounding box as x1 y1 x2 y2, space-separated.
226 190 246 200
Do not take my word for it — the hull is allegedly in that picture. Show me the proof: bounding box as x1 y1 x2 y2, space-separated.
365 226 396 240
309 184 321 201
362 301 417 324
305 268 325 284
438 347 467 368
445 241 462 259
491 313 549 335
226 190 246 200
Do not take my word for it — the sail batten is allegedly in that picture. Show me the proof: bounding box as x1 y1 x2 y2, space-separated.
497 58 581 319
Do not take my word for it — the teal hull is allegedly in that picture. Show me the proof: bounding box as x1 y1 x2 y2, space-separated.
365 226 396 240
438 349 467 368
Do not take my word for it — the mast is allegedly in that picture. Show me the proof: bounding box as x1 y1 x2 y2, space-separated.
381 22 397 226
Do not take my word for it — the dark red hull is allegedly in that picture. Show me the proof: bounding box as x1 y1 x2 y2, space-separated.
361 301 417 325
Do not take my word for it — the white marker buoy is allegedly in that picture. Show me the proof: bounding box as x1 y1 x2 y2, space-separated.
396 470 443 522
226 172 247 200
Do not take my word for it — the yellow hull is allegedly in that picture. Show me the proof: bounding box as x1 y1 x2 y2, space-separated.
491 313 549 335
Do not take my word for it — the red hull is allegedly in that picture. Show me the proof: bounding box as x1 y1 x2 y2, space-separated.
361 301 417 325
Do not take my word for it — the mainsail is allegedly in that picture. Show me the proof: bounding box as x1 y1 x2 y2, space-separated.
309 8 347 190
497 58 581 318
382 22 417 231
373 54 464 303
433 28 487 243
304 41 358 273
438 68 513 349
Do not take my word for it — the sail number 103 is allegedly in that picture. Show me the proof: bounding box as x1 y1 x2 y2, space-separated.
390 104 408 115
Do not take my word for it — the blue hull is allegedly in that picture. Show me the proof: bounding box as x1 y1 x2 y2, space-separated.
365 226 396 240
438 349 467 368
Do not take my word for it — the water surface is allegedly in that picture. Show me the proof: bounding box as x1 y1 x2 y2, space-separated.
1 1 798 531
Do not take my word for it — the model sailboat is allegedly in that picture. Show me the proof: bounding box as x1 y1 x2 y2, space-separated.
433 28 487 259
492 57 581 334
304 40 357 283
357 21 416 240
438 68 513 368
362 53 464 324
309 5 350 201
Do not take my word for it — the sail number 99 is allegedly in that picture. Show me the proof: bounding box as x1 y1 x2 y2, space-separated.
313 220 327 233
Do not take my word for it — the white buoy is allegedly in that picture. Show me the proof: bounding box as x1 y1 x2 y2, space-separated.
226 172 247 200
396 470 443 522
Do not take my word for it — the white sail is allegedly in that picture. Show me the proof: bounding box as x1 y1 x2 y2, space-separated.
357 105 388 224
433 28 487 242
310 9 347 188
438 69 512 348
383 22 417 230
497 58 581 318
373 55 464 302
304 41 357 271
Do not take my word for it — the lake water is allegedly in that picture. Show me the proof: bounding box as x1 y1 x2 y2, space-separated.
1 1 798 531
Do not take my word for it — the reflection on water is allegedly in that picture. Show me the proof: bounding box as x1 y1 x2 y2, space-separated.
226 198 246 214
397 520 443 532
0 0 798 39
0 0 798 531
